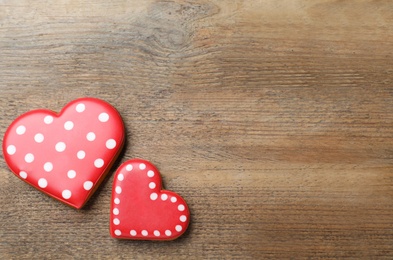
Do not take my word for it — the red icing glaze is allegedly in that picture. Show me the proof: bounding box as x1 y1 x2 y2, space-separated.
3 98 125 209
110 159 190 240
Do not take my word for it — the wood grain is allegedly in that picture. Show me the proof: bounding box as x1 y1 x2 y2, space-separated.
1 0 393 259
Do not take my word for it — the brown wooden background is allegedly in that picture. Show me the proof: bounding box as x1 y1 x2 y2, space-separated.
1 1 393 259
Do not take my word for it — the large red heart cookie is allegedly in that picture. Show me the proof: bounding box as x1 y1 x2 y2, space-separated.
110 159 190 240
3 98 125 209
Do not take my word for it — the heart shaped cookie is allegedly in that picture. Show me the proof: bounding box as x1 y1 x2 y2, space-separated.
3 98 125 209
110 159 190 240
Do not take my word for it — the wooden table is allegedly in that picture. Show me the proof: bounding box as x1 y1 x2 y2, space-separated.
1 1 392 259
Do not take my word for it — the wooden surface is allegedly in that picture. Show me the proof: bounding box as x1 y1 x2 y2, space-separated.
1 0 393 259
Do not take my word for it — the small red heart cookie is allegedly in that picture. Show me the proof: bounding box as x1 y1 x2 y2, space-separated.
3 98 125 209
110 159 190 240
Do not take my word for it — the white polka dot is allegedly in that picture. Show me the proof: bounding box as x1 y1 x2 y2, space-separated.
126 164 133 171
64 121 74 130
117 174 124 181
141 230 148 236
19 171 27 179
106 139 116 149
149 182 156 189
16 125 26 135
113 208 119 215
161 194 168 201
76 103 85 113
38 178 48 188
180 215 187 222
94 158 104 168
113 218 120 225
130 230 137 236
67 170 76 179
114 198 120 204
83 181 93 190
86 132 96 141
154 230 160 236
7 145 16 155
44 162 53 172
171 197 177 203
150 193 158 201
62 190 72 199
98 112 109 122
115 186 122 194
178 204 185 211
114 230 121 236
139 163 146 170
34 133 44 143
25 153 34 163
175 225 182 232
147 170 154 177
44 115 53 124
165 230 172 236
77 150 85 159
55 142 66 152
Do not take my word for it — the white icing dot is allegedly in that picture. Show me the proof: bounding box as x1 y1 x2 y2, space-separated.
7 145 16 155
55 142 66 152
64 121 74 130
113 218 120 225
180 215 187 222
94 158 104 168
62 190 72 199
139 163 146 170
165 230 172 236
25 153 34 163
19 171 27 179
175 225 182 232
115 186 122 194
113 208 119 215
117 174 124 181
76 103 85 113
34 133 44 143
86 132 96 141
44 162 53 172
147 170 154 177
141 230 148 236
178 204 185 211
150 193 158 201
114 198 120 204
67 170 76 179
149 182 156 189
98 112 109 122
38 178 48 188
106 139 116 149
114 230 121 236
44 115 53 124
16 125 26 135
126 164 133 171
83 181 93 190
154 230 160 236
161 194 168 201
130 230 137 236
77 150 86 159
171 197 177 203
